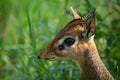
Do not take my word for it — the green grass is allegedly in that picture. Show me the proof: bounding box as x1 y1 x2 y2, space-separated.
0 0 120 80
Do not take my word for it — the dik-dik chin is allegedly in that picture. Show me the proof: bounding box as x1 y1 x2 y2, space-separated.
38 7 114 80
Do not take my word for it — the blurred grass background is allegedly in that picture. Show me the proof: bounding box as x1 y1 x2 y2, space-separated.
0 0 120 80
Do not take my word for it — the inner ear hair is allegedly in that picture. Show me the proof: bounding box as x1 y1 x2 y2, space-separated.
86 16 96 38
82 9 96 39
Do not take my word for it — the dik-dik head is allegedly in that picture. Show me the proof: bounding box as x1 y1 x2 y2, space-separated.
38 7 96 61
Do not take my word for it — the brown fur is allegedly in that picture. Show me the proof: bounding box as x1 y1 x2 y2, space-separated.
76 41 114 80
38 7 114 80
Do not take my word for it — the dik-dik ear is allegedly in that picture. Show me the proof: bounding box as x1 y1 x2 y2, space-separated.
70 7 81 19
82 10 96 39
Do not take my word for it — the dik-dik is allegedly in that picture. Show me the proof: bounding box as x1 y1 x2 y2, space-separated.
38 7 114 80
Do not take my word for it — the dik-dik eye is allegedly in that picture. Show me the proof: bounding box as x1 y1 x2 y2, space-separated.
58 36 78 51
64 37 75 46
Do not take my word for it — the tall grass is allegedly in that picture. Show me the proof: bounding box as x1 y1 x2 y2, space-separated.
0 0 120 80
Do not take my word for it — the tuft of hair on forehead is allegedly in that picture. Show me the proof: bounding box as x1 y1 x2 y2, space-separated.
59 19 84 32
54 19 85 41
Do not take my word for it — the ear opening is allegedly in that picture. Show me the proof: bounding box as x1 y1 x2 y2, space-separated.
82 9 96 39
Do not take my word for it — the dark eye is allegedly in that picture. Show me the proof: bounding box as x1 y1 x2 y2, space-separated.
58 44 64 51
64 37 75 46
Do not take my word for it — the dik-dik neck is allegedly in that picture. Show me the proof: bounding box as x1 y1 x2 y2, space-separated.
77 41 114 80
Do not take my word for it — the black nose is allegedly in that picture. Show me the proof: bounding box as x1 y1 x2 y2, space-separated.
38 56 41 59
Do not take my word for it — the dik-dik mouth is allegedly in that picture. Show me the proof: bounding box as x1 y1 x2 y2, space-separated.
38 56 55 61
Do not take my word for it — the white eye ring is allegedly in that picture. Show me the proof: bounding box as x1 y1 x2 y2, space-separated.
58 36 78 49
